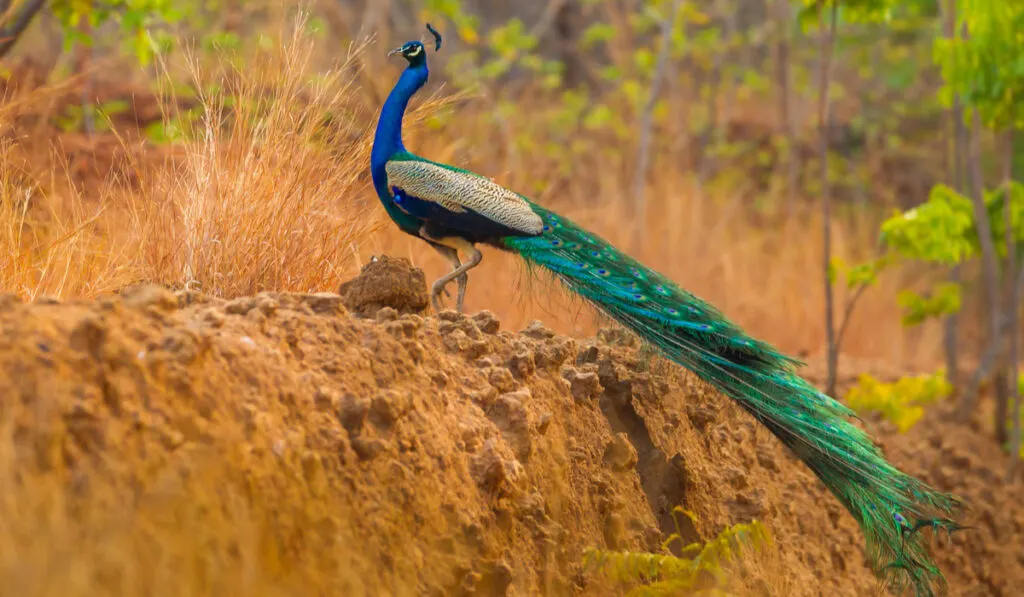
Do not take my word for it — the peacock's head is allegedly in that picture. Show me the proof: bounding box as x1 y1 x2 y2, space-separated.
388 40 427 65
387 24 442 67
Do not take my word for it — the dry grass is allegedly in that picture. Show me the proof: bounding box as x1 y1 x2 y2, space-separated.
125 20 389 297
0 143 139 299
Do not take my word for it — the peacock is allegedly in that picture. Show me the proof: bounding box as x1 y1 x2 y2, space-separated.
369 24 965 597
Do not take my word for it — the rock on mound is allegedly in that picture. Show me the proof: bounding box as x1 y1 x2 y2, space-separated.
0 260 1018 596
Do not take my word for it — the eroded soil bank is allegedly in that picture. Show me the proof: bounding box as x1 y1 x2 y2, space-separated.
0 257 1019 596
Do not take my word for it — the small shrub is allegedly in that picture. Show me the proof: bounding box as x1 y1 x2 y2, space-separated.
845 371 951 432
583 507 772 596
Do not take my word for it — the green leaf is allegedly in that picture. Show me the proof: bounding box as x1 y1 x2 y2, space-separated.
581 23 616 49
827 256 843 285
880 184 977 265
896 283 962 327
845 370 950 432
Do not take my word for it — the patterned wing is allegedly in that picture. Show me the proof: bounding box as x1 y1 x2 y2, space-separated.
385 159 544 236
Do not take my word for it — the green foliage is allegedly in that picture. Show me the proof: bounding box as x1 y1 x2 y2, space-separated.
581 23 616 49
50 0 190 65
845 371 952 432
878 178 1021 330
437 14 564 91
797 0 897 30
896 283 962 326
583 507 771 596
1017 375 1024 457
987 181 1024 258
880 184 977 266
201 30 241 54
55 99 129 133
143 106 201 144
829 253 894 289
48 0 248 68
423 0 481 44
881 181 1024 266
933 0 1024 130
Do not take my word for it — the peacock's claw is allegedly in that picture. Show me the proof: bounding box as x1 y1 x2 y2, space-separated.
430 279 452 313
429 278 467 314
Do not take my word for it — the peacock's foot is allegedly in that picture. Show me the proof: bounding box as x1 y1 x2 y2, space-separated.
431 280 469 314
430 280 450 313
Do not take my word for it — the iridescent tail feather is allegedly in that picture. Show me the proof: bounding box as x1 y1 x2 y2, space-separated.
504 203 965 597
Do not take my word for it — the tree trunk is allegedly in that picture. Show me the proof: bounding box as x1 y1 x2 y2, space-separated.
993 131 1016 445
773 0 798 218
1009 260 1023 480
818 2 839 397
548 0 589 89
943 0 964 393
945 265 962 388
695 0 727 191
721 0 739 123
1003 131 1020 477
0 0 46 60
995 373 1010 443
223 0 242 34
957 113 1004 418
75 19 95 136
630 0 682 252
696 48 723 189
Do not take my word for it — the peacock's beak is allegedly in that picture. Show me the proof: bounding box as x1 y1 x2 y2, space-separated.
387 46 403 57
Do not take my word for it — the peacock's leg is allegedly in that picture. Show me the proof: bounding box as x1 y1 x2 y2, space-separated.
432 249 480 313
429 244 468 312
419 229 482 313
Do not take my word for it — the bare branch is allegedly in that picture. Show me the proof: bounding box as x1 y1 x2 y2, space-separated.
834 281 871 352
0 0 46 60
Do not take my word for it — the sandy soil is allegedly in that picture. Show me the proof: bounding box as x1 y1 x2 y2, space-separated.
0 256 1019 596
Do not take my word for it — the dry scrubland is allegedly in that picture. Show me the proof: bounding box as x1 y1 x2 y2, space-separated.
1 21 953 368
0 11 1019 597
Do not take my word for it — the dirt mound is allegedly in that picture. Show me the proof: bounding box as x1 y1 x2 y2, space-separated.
883 407 1024 597
0 258 1019 596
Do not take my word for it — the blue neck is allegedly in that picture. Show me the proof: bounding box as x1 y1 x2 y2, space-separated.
370 62 429 234
371 64 428 171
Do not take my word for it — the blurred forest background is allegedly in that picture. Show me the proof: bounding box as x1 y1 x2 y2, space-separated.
0 0 1021 460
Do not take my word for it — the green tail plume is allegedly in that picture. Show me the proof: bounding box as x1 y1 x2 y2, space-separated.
504 204 965 596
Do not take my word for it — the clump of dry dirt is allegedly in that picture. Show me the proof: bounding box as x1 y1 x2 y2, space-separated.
338 255 430 316
0 257 1020 597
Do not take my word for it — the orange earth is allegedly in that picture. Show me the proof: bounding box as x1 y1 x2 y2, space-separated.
0 256 1019 597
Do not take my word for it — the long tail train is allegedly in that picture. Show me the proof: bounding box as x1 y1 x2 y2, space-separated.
503 203 965 597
